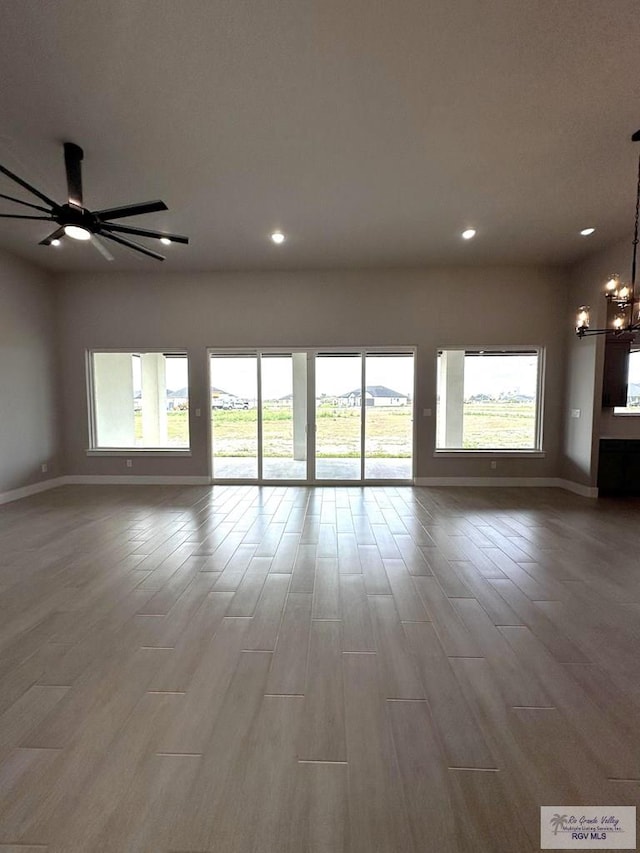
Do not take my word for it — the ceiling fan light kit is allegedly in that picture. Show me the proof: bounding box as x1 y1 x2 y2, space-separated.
575 129 640 337
0 141 189 261
64 224 91 241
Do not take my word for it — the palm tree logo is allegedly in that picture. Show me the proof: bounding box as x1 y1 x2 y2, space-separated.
550 814 569 835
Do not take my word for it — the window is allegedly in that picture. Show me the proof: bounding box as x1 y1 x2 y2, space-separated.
89 351 189 449
613 349 640 414
436 348 542 450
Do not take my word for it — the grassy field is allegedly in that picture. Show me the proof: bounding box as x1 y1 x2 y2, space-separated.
457 402 536 449
134 411 191 446
135 402 536 453
212 405 413 458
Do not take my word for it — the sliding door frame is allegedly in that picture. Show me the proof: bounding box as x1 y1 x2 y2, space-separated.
207 346 417 485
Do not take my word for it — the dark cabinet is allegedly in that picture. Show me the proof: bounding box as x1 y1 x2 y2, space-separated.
598 439 640 494
601 337 631 408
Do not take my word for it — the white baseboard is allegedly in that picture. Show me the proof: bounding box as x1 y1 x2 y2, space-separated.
555 478 599 498
0 476 67 506
0 474 600 506
63 475 211 486
0 474 212 505
413 476 598 497
414 476 557 488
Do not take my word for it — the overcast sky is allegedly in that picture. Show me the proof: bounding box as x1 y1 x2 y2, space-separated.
210 354 415 400
133 351 537 400
462 354 538 397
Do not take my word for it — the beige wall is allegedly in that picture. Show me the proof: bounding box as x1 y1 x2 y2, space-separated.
0 250 60 493
55 266 566 481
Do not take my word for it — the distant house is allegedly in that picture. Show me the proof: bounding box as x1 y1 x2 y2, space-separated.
507 394 535 403
134 388 188 411
341 385 408 407
167 387 189 410
210 386 251 409
269 393 292 407
211 385 234 408
211 385 231 400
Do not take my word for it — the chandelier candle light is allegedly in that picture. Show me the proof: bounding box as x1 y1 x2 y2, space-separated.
576 130 640 337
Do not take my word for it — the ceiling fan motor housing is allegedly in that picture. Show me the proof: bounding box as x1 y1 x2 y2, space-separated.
57 202 97 231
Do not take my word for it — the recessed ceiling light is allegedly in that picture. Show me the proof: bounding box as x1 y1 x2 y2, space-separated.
461 228 476 240
50 238 61 247
271 231 285 244
160 237 172 246
580 227 595 236
63 224 91 241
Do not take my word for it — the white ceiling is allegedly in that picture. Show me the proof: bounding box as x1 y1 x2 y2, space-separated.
0 0 639 272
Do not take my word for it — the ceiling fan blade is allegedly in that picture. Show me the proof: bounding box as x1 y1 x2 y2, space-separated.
39 226 65 245
0 192 52 214
90 234 114 261
63 142 84 207
0 213 54 220
94 200 168 221
0 163 59 209
101 231 165 261
100 221 189 244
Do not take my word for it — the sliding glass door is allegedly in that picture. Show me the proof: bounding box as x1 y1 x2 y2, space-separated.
315 353 363 480
209 348 414 483
210 354 258 479
364 353 414 480
261 353 308 480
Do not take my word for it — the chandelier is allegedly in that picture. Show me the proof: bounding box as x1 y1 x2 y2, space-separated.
576 130 640 337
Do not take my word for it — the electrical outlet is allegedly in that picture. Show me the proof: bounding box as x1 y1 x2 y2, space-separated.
126 459 133 468
41 463 48 473
490 460 497 470
195 407 201 417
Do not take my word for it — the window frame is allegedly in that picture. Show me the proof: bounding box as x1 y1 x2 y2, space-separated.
433 344 545 456
206 345 417 483
613 347 640 415
86 347 192 455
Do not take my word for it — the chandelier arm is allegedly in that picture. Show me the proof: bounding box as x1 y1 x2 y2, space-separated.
575 131 640 339
578 327 639 338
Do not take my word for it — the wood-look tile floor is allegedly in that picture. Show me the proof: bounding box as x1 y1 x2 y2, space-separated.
0 484 639 852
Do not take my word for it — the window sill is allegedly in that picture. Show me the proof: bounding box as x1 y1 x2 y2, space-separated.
86 449 192 457
611 412 640 416
434 450 545 458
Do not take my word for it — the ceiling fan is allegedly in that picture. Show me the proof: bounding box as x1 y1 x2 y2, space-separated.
0 142 188 261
